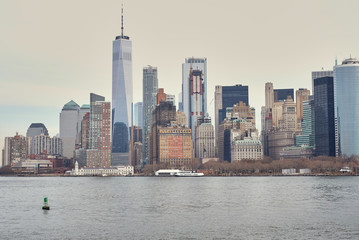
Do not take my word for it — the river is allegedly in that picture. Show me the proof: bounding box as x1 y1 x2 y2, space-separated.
0 176 358 239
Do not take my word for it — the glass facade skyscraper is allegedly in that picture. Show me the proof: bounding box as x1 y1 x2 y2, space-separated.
112 12 132 155
273 89 294 102
142 66 158 164
314 77 335 156
334 58 359 156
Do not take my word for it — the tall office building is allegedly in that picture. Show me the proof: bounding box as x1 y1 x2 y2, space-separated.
296 88 310 123
334 58 359 156
274 89 294 102
296 97 315 147
314 77 335 156
182 58 207 137
312 70 333 92
142 66 158 164
134 102 143 128
59 100 80 159
265 82 274 109
112 8 132 157
215 84 249 155
26 123 49 139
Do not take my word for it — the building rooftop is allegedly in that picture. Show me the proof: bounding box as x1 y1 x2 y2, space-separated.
81 104 90 109
62 100 80 110
233 139 262 145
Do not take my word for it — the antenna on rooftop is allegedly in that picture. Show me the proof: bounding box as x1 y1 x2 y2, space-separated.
121 4 124 37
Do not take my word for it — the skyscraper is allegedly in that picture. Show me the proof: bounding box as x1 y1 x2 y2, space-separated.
26 123 49 139
334 58 359 156
296 96 315 147
312 70 333 92
265 82 274 109
59 100 80 159
296 88 310 123
314 77 335 156
112 8 132 158
89 93 111 168
134 102 143 128
274 89 294 102
142 66 158 164
182 58 207 137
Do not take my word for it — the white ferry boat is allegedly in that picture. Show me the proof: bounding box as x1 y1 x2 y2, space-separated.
175 171 204 177
155 169 181 176
154 169 204 177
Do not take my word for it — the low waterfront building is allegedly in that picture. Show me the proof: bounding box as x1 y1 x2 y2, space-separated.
12 159 53 174
279 146 315 159
70 161 134 176
231 138 263 161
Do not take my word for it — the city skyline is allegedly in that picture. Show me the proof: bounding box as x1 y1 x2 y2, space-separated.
2 0 359 163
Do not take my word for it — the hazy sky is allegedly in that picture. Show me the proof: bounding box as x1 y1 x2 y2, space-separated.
1 0 359 164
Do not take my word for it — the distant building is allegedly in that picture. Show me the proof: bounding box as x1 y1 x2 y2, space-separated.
77 104 90 148
296 97 315 148
166 94 175 106
59 100 80 159
157 125 193 167
112 12 133 157
30 134 62 156
176 111 187 127
195 118 215 159
89 94 111 168
268 131 297 160
274 88 294 102
70 161 134 176
280 146 314 159
312 70 333 93
231 138 263 161
134 102 143 129
296 88 310 123
183 58 207 139
215 84 249 154
148 101 177 165
142 66 158 164
26 123 49 139
157 88 167 104
314 76 336 156
129 126 142 168
81 112 90 149
3 133 30 166
265 82 274 109
334 58 359 156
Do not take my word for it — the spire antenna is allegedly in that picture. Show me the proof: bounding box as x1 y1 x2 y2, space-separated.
121 4 124 37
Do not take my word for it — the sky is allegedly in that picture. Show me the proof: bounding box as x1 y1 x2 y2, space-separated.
1 0 359 165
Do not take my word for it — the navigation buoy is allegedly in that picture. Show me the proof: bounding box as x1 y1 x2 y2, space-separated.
42 197 50 210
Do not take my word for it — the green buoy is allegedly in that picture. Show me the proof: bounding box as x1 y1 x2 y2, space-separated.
42 197 50 210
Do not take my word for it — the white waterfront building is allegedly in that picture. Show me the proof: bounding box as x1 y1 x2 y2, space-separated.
70 161 134 176
231 138 263 161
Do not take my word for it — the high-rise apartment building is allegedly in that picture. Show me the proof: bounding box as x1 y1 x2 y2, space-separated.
89 94 111 168
3 133 30 166
134 102 143 129
314 77 336 156
142 66 158 164
112 8 132 157
30 134 62 155
81 112 90 149
182 58 207 138
296 88 310 122
59 100 80 159
334 58 359 156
